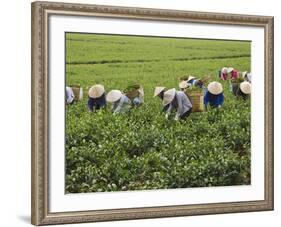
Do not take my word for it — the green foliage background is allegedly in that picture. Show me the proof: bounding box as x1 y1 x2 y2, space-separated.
65 33 251 193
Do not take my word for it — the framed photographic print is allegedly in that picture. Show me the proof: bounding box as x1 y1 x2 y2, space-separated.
31 1 274 225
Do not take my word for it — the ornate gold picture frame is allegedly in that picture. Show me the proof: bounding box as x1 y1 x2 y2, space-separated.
31 1 274 225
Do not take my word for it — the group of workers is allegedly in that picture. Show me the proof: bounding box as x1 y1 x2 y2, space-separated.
66 85 144 114
65 67 251 121
219 67 252 83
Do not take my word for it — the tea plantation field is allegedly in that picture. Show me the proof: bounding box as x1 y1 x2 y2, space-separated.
65 33 251 193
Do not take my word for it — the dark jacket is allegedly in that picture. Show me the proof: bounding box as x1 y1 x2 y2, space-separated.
204 90 224 108
87 94 106 111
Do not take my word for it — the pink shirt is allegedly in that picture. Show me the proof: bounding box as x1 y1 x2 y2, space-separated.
231 70 238 79
220 68 238 80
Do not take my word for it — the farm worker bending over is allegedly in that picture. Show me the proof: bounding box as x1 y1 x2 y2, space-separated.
204 82 224 109
87 84 106 112
66 86 75 105
219 67 228 80
163 88 193 121
234 81 251 99
242 71 252 83
219 67 238 80
106 90 131 114
154 86 169 112
154 86 166 100
124 84 144 107
229 68 238 80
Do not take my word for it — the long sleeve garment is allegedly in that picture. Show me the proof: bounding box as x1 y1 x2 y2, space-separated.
166 91 192 117
87 94 106 111
220 72 228 80
231 70 238 79
204 91 224 108
112 94 131 114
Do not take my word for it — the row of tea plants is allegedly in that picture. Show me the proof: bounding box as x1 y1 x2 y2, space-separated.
65 96 250 193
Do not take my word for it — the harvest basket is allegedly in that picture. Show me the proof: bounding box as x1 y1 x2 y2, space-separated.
185 90 204 112
125 89 139 99
70 85 83 101
124 84 142 99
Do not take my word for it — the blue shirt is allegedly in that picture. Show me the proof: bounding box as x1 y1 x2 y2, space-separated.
87 94 106 111
204 91 224 108
188 79 204 89
188 79 196 85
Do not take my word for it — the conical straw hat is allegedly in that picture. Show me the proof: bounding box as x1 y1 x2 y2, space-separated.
163 88 176 106
88 84 105 98
221 67 228 74
106 90 122 102
207 81 223 95
153 87 165 97
242 71 248 78
187 75 196 82
179 80 189 89
227 67 234 73
240 81 251 94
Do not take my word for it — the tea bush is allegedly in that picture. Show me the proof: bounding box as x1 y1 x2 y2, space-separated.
65 96 250 193
65 33 251 193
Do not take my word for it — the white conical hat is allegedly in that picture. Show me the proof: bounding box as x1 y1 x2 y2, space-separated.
187 75 196 82
163 88 176 106
179 80 189 89
240 81 251 94
88 84 105 98
106 90 122 102
221 67 228 74
153 87 165 97
207 81 223 95
242 71 248 78
227 67 234 73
